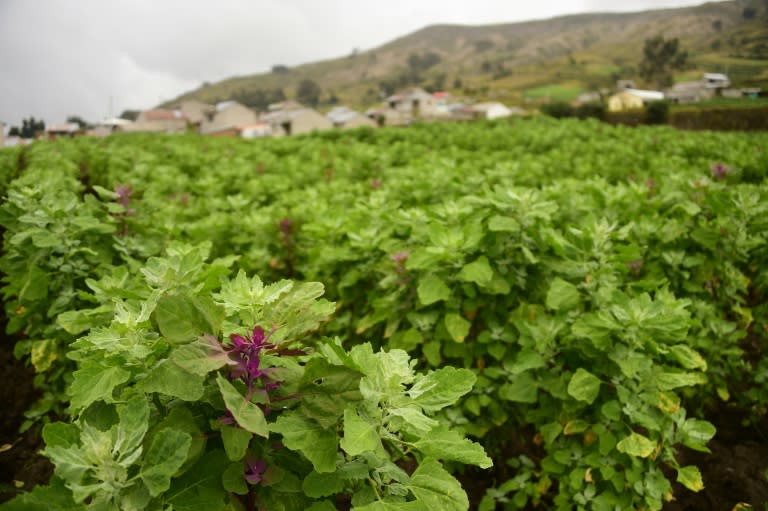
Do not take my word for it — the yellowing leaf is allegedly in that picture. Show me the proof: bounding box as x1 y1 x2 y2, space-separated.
677 465 704 492
616 432 656 458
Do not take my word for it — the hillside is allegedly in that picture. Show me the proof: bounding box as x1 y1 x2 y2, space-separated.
165 0 768 110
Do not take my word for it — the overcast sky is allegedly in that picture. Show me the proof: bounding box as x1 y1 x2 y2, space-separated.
0 0 708 128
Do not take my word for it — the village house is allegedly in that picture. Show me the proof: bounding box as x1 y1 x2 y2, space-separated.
386 88 440 117
0 122 5 147
178 100 215 128
666 73 732 104
201 101 258 135
607 89 664 111
125 109 188 133
326 106 377 129
87 117 133 137
260 103 332 136
239 123 273 138
365 107 411 127
45 123 80 139
703 73 731 89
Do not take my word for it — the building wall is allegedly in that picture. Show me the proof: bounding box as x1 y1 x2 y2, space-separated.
123 119 187 133
608 92 644 112
340 114 377 129
291 110 333 135
202 104 257 133
180 100 214 125
0 122 5 147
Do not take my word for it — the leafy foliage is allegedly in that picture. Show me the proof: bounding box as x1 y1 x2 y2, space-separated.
2 118 767 509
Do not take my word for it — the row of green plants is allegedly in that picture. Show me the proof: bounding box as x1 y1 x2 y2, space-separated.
1 118 767 509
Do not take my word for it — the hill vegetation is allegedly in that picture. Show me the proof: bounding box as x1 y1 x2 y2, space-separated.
164 0 768 111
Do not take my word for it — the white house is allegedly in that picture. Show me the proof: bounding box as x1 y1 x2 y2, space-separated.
469 102 516 120
703 73 731 89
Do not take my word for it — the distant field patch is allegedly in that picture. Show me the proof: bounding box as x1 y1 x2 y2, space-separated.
524 84 584 102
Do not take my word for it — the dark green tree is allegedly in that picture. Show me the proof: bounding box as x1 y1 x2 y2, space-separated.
66 116 89 129
296 79 322 107
20 117 45 138
8 126 20 136
639 36 688 89
119 110 140 121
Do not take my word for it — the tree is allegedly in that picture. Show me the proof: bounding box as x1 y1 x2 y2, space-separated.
66 116 89 129
639 36 688 89
20 117 45 138
119 110 140 121
296 79 321 107
9 126 20 136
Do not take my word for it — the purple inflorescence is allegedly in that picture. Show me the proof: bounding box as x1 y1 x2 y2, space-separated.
710 162 731 180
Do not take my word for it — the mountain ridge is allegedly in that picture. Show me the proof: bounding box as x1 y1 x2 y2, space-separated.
164 0 768 110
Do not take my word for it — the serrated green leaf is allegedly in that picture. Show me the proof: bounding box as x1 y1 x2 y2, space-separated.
216 374 267 437
443 313 471 343
138 360 204 401
19 265 48 302
567 368 601 405
69 363 130 411
170 336 230 376
141 429 192 496
504 348 546 375
222 463 248 495
417 275 451 306
458 256 493 286
498 373 538 403
668 345 707 370
655 372 706 390
388 406 439 432
115 397 150 458
42 422 79 449
677 465 704 492
413 428 492 468
306 501 338 511
270 413 337 473
221 426 252 461
155 294 221 343
303 470 346 498
407 458 467 511
545 278 581 312
0 478 78 511
341 408 381 456
488 215 520 232
408 367 476 412
616 432 656 458
164 449 229 511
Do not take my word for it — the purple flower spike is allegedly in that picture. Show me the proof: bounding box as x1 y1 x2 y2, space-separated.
115 185 133 206
710 162 731 180
245 459 268 484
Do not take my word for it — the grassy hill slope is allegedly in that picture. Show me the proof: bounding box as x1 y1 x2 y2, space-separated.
165 0 768 110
